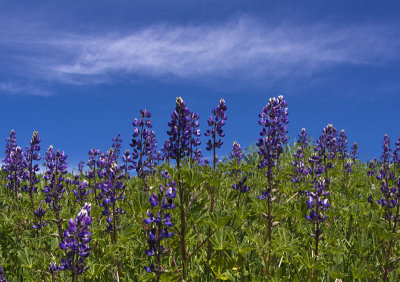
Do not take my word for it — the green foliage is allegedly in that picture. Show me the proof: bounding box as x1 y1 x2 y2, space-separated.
1 145 400 281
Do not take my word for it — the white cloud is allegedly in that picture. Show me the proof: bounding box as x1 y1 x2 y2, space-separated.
1 17 399 87
0 82 51 97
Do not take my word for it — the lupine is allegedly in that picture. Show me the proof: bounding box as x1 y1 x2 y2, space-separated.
205 99 227 168
291 128 310 187
393 137 400 172
42 146 68 239
2 130 19 198
0 264 6 282
32 205 47 230
350 142 359 162
4 146 26 199
371 134 400 280
49 262 58 280
59 203 92 281
257 95 288 200
232 176 250 194
256 95 288 274
121 149 135 179
163 97 194 279
230 141 244 163
375 134 396 222
230 141 244 179
73 179 90 207
87 148 101 204
291 147 310 186
189 112 202 164
204 98 227 224
111 134 123 161
163 97 192 165
23 131 41 215
143 170 176 281
98 148 126 242
305 178 330 263
315 124 338 188
298 128 308 150
131 109 158 185
4 129 16 160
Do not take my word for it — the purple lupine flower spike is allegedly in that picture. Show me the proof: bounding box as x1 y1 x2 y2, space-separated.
131 109 157 184
98 147 126 242
205 98 228 167
164 97 192 165
230 141 244 163
42 145 68 239
59 203 92 280
0 264 7 282
143 170 176 279
257 95 289 198
189 111 202 163
2 130 27 199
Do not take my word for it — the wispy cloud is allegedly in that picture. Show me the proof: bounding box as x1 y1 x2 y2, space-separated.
0 82 51 97
1 16 399 88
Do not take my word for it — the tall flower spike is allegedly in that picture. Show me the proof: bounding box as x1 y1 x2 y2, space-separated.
98 148 126 242
87 148 101 204
189 111 202 163
257 95 289 194
23 131 41 217
230 141 244 163
59 203 92 280
164 97 192 165
315 124 338 186
130 109 157 182
143 170 176 280
205 98 227 167
42 146 68 239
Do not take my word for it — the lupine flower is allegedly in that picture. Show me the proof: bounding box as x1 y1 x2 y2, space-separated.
121 149 135 179
189 112 202 163
78 161 85 174
0 264 6 282
350 142 359 162
375 134 398 223
73 179 90 206
367 158 377 177
314 124 338 187
98 148 126 242
59 203 92 279
131 110 158 181
230 141 244 163
163 97 192 165
2 129 23 197
291 128 311 186
143 170 176 279
87 148 101 204
32 205 47 230
42 146 68 239
111 134 123 161
297 128 308 150
337 130 348 160
49 262 58 278
232 176 250 193
393 137 400 169
305 178 330 222
205 99 227 167
257 95 289 198
305 177 330 261
23 131 41 217
4 146 27 198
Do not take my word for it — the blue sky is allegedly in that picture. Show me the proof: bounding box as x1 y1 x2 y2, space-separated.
1 0 400 167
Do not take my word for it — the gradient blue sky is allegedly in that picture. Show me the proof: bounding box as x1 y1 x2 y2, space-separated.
1 0 400 167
